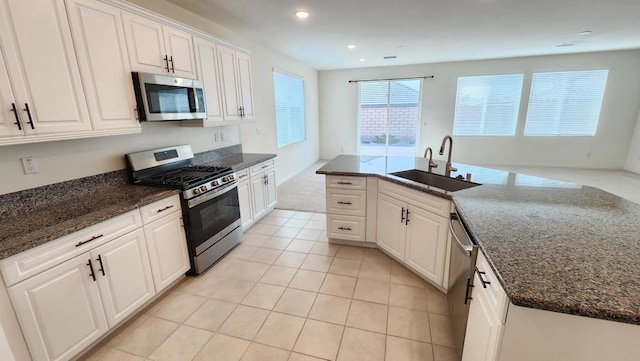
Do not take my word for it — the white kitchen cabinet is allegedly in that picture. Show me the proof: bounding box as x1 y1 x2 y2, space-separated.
65 0 140 132
142 200 190 292
217 45 254 120
236 169 255 230
122 11 196 79
0 0 92 142
376 180 450 286
8 253 108 361
376 192 405 258
325 176 368 243
249 160 277 221
90 228 155 328
194 37 224 124
0 47 22 139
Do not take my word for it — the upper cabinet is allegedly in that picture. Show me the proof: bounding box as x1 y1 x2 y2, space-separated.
65 0 140 132
218 45 255 121
194 37 224 124
122 12 197 79
0 0 92 141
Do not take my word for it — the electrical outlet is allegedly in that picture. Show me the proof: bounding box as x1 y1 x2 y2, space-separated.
220 131 226 141
214 133 220 142
21 156 39 174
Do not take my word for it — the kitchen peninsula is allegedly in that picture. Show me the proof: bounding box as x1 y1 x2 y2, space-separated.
317 155 640 361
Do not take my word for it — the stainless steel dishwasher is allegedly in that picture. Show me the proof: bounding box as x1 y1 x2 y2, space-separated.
447 209 478 359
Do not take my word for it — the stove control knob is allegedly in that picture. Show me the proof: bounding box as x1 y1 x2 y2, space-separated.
193 188 201 195
200 185 208 192
212 180 219 186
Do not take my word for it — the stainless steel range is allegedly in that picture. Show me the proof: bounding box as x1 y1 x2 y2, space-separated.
126 145 242 274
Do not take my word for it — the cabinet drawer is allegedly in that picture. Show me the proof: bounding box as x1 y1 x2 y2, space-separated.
326 176 366 190
326 189 366 216
378 180 450 218
475 251 509 324
250 160 274 176
0 210 142 287
139 195 181 224
236 168 250 183
327 215 365 242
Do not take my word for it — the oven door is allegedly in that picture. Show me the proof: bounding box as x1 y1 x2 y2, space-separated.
184 183 240 255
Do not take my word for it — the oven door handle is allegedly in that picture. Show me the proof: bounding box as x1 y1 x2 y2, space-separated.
187 182 237 208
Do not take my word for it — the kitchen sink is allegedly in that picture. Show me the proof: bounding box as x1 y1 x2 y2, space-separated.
390 169 480 192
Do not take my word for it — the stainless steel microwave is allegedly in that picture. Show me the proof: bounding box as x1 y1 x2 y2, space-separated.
132 72 206 121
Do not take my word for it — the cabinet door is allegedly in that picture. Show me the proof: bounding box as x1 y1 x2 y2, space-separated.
1 0 91 135
194 38 223 123
143 211 190 292
236 51 254 119
122 12 168 75
0 47 23 138
376 193 406 260
91 228 155 328
462 271 504 361
66 0 140 131
217 45 241 121
265 169 277 211
238 180 254 230
251 173 267 220
8 253 107 361
405 206 449 285
163 26 196 79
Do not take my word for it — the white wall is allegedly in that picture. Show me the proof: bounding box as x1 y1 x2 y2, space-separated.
624 110 640 173
0 0 319 196
126 0 320 184
319 50 640 169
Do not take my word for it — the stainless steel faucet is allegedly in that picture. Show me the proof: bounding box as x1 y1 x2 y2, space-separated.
439 135 458 177
423 147 438 172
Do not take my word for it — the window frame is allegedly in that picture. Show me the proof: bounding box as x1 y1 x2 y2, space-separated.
273 69 306 148
452 73 525 137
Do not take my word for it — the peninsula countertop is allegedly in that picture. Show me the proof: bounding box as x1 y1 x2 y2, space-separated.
317 155 640 325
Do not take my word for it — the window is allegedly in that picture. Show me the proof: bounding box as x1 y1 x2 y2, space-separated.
452 74 524 136
358 79 422 156
524 70 608 136
273 71 305 147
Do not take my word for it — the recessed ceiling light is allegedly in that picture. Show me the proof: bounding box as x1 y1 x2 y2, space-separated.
579 30 592 35
294 11 310 19
359 58 366 62
347 44 356 49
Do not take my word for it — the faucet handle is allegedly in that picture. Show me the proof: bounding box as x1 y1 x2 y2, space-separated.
429 161 438 168
450 166 458 173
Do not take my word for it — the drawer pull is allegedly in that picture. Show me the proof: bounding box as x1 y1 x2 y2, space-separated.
75 234 103 247
337 181 353 185
261 165 269 169
337 226 352 231
476 267 491 288
157 205 174 213
87 260 96 282
337 201 352 205
239 174 247 179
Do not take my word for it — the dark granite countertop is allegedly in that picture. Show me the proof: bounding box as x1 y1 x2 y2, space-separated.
0 175 178 260
0 149 275 261
317 155 640 325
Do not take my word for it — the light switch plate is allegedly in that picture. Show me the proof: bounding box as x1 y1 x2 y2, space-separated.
21 156 38 174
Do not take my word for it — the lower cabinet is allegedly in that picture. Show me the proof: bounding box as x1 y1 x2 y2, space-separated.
143 210 190 292
8 253 108 361
90 228 155 328
2 195 189 361
376 180 450 287
239 159 277 230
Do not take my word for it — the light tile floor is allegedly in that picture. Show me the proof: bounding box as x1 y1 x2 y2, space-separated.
82 210 457 361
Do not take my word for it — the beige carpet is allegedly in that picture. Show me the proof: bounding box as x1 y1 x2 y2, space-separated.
276 161 327 213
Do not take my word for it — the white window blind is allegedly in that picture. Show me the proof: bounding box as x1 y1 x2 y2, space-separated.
273 71 305 147
524 70 608 136
453 74 524 136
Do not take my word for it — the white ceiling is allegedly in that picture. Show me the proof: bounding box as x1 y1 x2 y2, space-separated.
167 0 640 70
